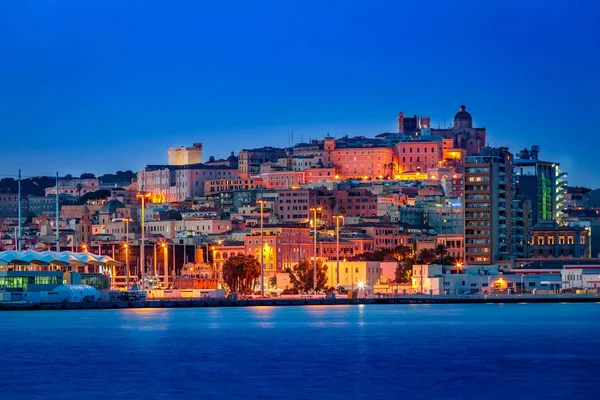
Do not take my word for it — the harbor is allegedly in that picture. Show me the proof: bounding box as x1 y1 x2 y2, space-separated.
2 293 600 311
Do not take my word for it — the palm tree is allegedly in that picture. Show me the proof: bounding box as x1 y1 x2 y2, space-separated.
417 248 437 264
76 183 83 198
435 244 447 265
223 254 260 294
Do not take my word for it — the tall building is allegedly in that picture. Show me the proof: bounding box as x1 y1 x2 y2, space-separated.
513 195 532 258
513 146 567 225
463 147 513 265
168 143 203 166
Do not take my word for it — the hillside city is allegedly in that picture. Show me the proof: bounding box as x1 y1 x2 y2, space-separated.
2 105 600 296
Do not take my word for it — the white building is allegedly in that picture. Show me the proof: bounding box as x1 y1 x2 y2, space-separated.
412 264 562 295
561 265 600 291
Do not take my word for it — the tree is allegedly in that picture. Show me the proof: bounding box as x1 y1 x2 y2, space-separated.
269 276 277 289
222 254 260 294
434 244 447 265
64 174 73 180
417 248 437 264
80 173 96 179
288 259 328 293
79 189 111 204
209 156 216 162
395 260 413 283
75 183 83 198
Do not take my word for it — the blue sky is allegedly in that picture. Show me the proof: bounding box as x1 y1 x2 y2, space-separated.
0 0 599 187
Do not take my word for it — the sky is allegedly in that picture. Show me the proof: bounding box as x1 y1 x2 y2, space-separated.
0 0 599 187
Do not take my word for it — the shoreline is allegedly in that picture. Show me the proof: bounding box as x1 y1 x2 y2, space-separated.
1 294 600 311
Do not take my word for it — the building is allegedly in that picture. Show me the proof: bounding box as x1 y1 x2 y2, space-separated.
561 265 600 291
238 147 287 178
531 221 590 258
411 264 562 295
26 196 57 217
347 222 411 251
464 147 514 265
331 137 395 180
204 178 264 195
168 143 203 165
514 146 567 225
513 195 532 259
0 194 27 218
436 234 464 261
259 171 305 189
44 178 103 197
139 164 238 202
275 189 312 223
393 139 443 175
397 112 431 133
430 105 487 156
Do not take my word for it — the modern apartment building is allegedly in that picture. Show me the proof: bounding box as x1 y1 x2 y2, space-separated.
463 147 514 265
513 146 567 225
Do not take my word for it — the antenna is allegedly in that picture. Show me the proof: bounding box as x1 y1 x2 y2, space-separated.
56 172 60 252
17 169 21 251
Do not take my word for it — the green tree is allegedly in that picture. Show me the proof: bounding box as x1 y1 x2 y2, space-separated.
395 259 413 283
80 173 96 179
222 254 261 294
288 259 328 293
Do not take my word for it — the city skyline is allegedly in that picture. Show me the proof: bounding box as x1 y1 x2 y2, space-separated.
1 1 599 187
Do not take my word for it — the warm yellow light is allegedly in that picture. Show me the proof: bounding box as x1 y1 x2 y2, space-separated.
357 280 365 289
334 175 340 180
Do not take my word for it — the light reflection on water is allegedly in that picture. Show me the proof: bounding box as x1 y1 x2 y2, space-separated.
1 304 599 400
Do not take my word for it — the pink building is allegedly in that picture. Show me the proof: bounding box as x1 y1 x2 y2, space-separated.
393 140 442 174
259 171 305 189
275 189 312 222
333 147 394 180
305 168 337 184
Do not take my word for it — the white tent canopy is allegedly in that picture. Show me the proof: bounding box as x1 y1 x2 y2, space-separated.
0 251 122 267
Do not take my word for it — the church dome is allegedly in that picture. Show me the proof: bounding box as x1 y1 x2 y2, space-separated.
99 199 125 214
454 105 473 129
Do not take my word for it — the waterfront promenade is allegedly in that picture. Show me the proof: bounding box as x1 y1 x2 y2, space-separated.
2 293 600 310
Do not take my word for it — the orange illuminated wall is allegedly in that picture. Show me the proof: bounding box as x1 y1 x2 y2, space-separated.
393 141 442 174
260 171 305 189
305 168 336 183
333 147 394 179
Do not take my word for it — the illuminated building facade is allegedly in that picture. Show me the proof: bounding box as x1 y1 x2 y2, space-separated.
463 147 514 265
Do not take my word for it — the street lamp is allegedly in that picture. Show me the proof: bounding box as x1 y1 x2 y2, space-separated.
211 240 223 281
123 243 130 289
258 199 266 297
137 191 151 291
121 218 132 289
332 215 344 288
161 241 169 288
81 243 88 253
309 206 322 292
